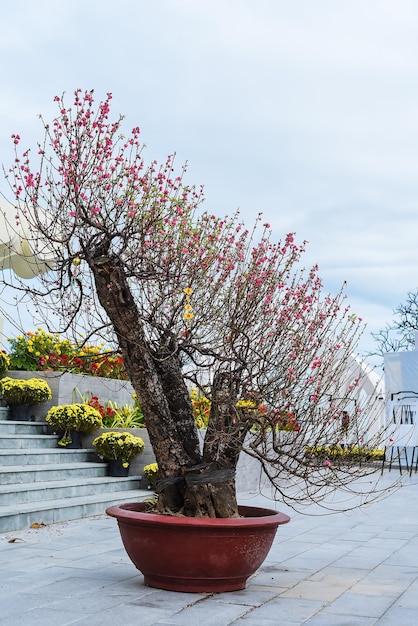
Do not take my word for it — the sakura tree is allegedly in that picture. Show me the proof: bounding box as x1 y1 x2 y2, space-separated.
1 90 389 517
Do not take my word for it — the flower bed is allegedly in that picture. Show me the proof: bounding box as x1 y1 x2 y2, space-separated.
5 371 135 421
7 328 127 379
305 445 385 464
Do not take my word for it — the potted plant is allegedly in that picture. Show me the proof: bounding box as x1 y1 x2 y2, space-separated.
0 351 10 378
0 352 11 417
92 431 145 476
0 90 393 592
45 403 102 447
0 376 52 420
143 462 159 489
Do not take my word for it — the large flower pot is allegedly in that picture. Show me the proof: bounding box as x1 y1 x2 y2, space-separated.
106 502 290 593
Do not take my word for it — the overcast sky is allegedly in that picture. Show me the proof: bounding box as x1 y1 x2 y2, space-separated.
1 0 418 366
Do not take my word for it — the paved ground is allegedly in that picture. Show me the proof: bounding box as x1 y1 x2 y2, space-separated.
1 470 417 626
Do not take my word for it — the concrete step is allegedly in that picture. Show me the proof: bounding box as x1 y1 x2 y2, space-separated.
0 417 149 532
0 419 49 434
0 434 60 449
0 475 143 505
0 462 109 484
0 489 151 533
0 448 97 465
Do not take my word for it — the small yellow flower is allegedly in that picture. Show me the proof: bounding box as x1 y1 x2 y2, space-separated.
183 287 193 295
183 312 195 320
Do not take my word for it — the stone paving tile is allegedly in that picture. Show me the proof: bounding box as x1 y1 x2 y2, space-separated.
250 563 313 588
235 595 326 624
308 565 370 587
330 545 398 570
233 618 298 626
316 591 397 619
0 607 84 626
376 607 418 626
361 563 418 589
304 614 377 625
214 586 280 607
130 597 251 626
279 579 349 602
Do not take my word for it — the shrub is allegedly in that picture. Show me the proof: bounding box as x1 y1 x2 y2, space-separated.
143 462 159 488
92 431 145 467
0 351 10 377
46 403 102 446
0 376 52 405
305 445 385 464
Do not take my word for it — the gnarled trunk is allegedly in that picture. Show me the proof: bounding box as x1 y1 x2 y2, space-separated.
90 255 239 517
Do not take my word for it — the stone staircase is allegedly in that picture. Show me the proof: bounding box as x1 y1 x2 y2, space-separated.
0 419 149 533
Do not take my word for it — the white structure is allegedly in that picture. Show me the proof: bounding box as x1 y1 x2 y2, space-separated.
383 350 418 473
0 200 55 278
317 351 386 444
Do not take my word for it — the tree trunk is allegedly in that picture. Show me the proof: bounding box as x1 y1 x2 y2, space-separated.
90 255 239 517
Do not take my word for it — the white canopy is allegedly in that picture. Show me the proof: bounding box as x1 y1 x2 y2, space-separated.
0 201 56 278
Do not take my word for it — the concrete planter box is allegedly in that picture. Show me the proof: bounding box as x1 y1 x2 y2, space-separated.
5 371 135 422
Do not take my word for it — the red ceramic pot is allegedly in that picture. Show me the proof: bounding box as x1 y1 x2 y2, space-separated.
106 501 290 593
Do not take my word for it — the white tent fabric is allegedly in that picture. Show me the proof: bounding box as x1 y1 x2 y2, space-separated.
0 201 56 278
384 351 418 396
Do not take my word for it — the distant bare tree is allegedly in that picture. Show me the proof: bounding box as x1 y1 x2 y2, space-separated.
371 290 418 357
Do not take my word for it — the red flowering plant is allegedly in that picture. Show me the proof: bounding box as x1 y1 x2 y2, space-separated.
7 328 127 379
270 409 301 432
0 89 395 518
86 395 118 427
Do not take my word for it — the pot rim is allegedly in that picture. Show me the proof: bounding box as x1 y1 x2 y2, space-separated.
106 501 290 528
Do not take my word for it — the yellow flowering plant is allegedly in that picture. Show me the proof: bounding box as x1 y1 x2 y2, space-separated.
46 403 102 447
0 376 52 405
92 431 145 467
0 351 10 377
143 462 159 488
190 388 211 429
305 445 385 463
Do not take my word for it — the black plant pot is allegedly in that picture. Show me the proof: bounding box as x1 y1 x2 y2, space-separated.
108 459 129 477
66 431 83 448
10 404 36 421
